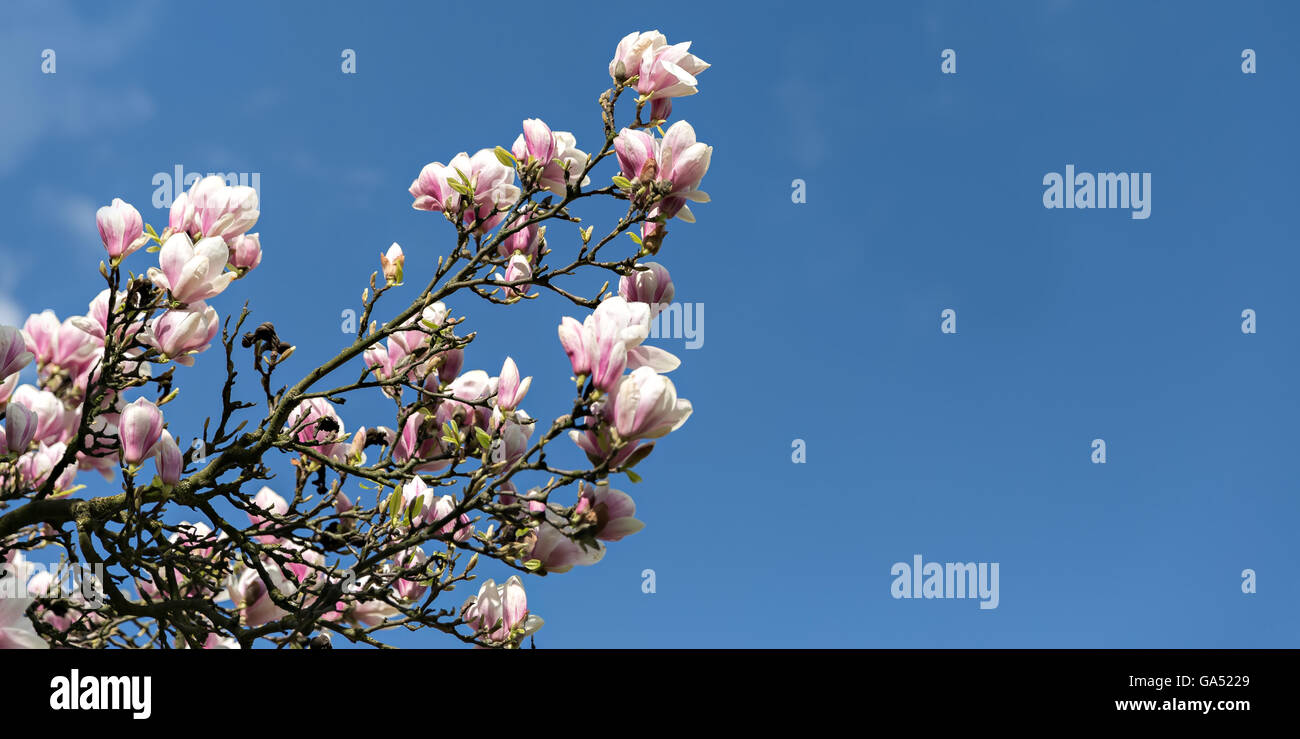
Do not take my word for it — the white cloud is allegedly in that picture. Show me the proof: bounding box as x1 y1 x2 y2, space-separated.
0 247 27 327
0 294 23 328
0 1 159 177
32 186 101 251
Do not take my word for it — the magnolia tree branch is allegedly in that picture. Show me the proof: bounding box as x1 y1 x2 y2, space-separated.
0 29 709 650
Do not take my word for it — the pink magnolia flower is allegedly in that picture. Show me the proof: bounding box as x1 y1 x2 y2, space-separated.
389 318 435 362
397 478 470 540
614 128 658 182
433 347 464 386
391 413 449 473
650 97 673 123
143 303 219 366
349 600 400 628
95 198 148 262
398 477 435 527
335 577 400 628
0 325 33 380
0 373 17 405
148 233 236 304
119 397 164 465
459 149 521 233
9 385 73 445
180 175 260 240
226 566 288 628
653 121 712 215
557 317 592 377
516 118 554 163
21 311 101 376
497 252 533 298
286 398 349 461
460 576 542 645
16 442 76 491
568 425 654 470
498 216 542 262
488 418 533 472
81 292 112 339
609 30 709 100
364 345 414 402
409 161 455 212
510 119 591 196
248 486 289 543
363 342 394 380
224 544 323 627
154 430 182 485
69 289 133 343
558 296 679 391
636 41 709 100
365 308 452 393
227 233 262 272
393 547 428 602
433 371 495 442
369 304 454 394
576 481 644 541
168 191 191 235
420 302 449 330
18 313 56 363
618 262 675 316
607 366 693 440
609 30 659 82
587 299 638 391
446 368 495 406
527 522 605 573
615 122 711 222
428 494 473 542
495 357 531 412
344 427 368 465
333 489 355 533
409 150 520 233
4 403 37 453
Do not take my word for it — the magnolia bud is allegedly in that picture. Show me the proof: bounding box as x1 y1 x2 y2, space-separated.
381 242 404 286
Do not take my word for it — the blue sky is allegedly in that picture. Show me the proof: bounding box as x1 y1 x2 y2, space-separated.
1 0 1296 647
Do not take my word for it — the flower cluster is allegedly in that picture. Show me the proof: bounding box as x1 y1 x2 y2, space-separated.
0 28 708 650
0 174 262 502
